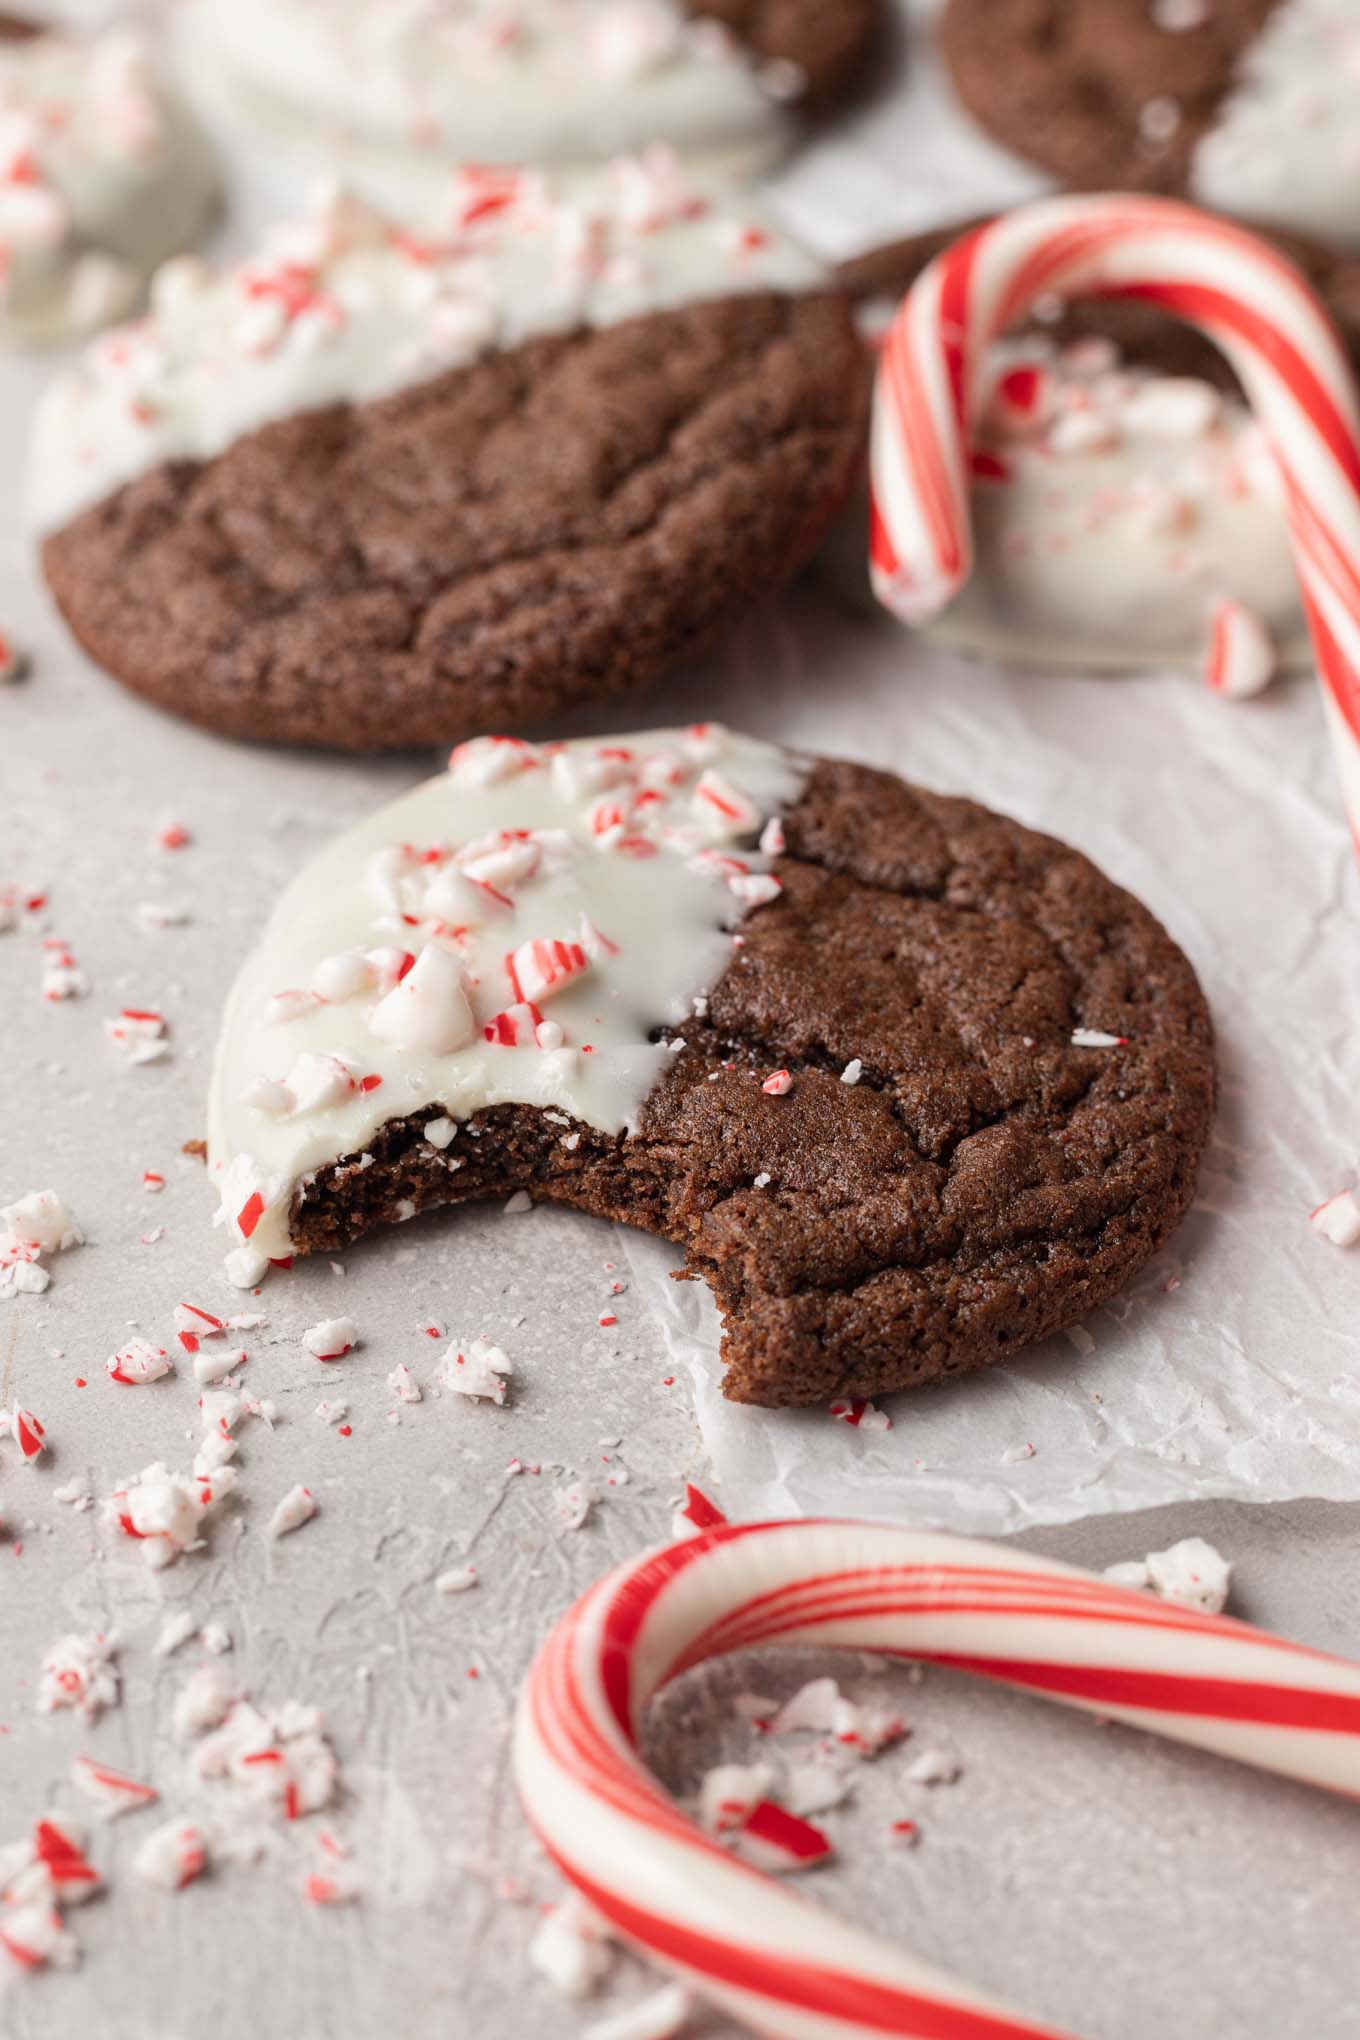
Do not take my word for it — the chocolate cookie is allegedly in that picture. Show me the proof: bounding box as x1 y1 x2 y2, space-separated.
938 0 1360 252
180 0 879 189
34 175 868 752
209 726 1215 1408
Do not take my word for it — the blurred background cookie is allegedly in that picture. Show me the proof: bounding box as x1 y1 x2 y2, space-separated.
178 0 881 198
939 0 1360 251
32 166 869 749
0 13 217 345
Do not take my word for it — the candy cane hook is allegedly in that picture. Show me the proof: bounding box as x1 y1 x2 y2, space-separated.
514 1518 1360 2040
868 194 1360 850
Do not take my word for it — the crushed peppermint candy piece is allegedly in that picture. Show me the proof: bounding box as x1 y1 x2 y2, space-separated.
840 1058 863 1085
132 1817 207 1891
1310 1189 1360 1248
1106 1535 1231 1615
736 1799 834 1873
435 1565 478 1595
370 941 476 1056
153 1610 199 1659
172 1665 234 1741
768 1677 905 1757
69 1755 158 1820
554 1479 594 1533
697 1761 774 1836
1205 597 1275 699
761 1069 793 1096
302 1317 358 1362
829 1398 891 1432
506 934 590 1005
38 1632 119 1720
107 1337 173 1386
673 1482 727 1536
583 1983 694 2040
1071 1027 1125 1049
902 1746 962 1787
107 1459 231 1568
104 1007 171 1064
436 1336 512 1405
194 1344 247 1386
7 1406 47 1462
387 1363 422 1404
529 1892 615 2000
268 1484 318 1540
0 1189 81 1300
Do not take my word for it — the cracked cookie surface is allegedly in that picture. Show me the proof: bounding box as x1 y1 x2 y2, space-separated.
42 292 868 752
289 756 1215 1406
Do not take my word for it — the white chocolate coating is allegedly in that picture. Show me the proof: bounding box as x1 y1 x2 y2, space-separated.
929 336 1305 671
0 26 216 347
208 725 805 1273
28 162 822 534
1192 0 1360 249
181 0 792 185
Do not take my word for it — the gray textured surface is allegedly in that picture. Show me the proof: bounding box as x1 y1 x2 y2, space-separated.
4 566 1360 2040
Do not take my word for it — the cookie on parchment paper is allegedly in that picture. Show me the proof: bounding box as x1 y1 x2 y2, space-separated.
209 724 1215 1408
33 167 869 752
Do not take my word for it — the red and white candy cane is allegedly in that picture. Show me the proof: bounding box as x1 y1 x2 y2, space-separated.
514 1518 1360 2040
868 194 1360 850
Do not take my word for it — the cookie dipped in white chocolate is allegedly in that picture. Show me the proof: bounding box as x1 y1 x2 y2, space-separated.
0 23 216 347
925 335 1305 675
27 160 823 534
1192 0 1360 250
180 0 796 195
208 726 806 1283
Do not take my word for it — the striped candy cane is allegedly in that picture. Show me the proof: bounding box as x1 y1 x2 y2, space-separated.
868 193 1360 850
514 1518 1360 2040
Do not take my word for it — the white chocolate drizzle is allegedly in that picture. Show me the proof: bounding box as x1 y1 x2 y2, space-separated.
28 159 822 532
208 725 806 1280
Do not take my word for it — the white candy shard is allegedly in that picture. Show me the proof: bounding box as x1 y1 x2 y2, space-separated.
1310 1188 1360 1248
435 1565 477 1595
302 1317 358 1361
1146 1536 1232 1615
108 1459 229 1569
132 1817 207 1891
37 1633 118 1720
903 1746 961 1786
529 1892 615 2000
1 1189 81 1299
69 1755 158 1819
583 1983 694 2040
106 1337 172 1385
1205 597 1276 699
369 941 476 1055
697 1761 774 1835
435 1336 513 1405
172 1665 234 1740
387 1363 421 1404
269 1484 317 1539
